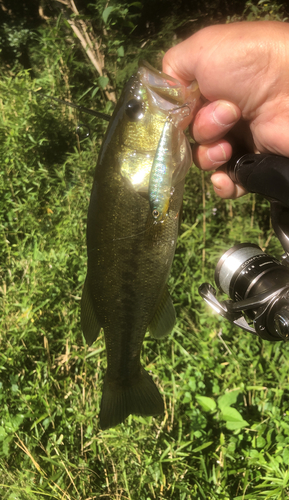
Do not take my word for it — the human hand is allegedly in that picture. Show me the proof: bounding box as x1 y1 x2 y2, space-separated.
163 21 289 198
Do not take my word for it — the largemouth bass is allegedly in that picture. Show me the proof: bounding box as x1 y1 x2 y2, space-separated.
81 62 200 429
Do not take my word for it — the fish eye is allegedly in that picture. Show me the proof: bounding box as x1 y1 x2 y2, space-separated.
152 209 160 220
125 99 143 121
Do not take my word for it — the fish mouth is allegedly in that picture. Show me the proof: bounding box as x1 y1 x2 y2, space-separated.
138 61 183 96
137 60 200 128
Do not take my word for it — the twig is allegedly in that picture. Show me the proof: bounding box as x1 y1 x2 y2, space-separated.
201 171 206 277
217 329 232 355
55 0 116 103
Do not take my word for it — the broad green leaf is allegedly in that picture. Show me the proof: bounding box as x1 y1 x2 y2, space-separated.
0 426 7 441
283 447 289 465
10 414 25 430
98 76 109 89
221 406 246 422
256 436 266 449
130 2 143 8
2 436 12 456
226 420 249 431
183 391 192 404
117 46 124 58
218 390 240 410
102 6 114 23
195 395 216 413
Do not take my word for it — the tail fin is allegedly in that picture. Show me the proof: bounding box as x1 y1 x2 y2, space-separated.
99 368 164 430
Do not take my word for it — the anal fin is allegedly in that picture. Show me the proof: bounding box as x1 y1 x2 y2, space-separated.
148 286 176 339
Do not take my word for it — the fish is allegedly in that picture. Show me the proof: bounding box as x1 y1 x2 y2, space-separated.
81 61 200 430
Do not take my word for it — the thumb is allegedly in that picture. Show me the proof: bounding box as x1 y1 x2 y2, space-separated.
162 37 200 86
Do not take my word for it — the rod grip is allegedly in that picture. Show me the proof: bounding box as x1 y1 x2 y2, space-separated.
226 153 289 207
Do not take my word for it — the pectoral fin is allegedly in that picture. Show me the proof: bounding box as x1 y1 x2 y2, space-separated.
81 276 101 346
148 286 176 338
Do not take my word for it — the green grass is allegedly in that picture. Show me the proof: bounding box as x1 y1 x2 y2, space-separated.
2 70 289 500
1 2 289 498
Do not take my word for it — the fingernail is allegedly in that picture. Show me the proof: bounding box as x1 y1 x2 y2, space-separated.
212 102 238 126
207 143 227 163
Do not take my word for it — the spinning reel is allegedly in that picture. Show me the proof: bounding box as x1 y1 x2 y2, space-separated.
199 153 289 341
